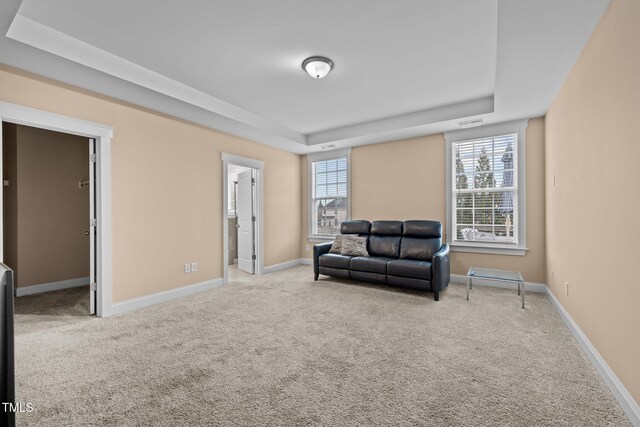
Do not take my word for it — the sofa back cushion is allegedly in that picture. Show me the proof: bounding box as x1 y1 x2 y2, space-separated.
368 221 403 258
340 220 371 236
400 220 442 261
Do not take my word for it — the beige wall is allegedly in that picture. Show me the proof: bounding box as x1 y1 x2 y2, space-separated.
0 65 301 302
545 0 640 404
9 125 90 287
301 119 546 282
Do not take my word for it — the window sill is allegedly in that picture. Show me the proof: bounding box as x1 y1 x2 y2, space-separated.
308 235 336 243
449 243 528 256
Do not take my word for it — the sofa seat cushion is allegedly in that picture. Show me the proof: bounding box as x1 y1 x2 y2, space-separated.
319 253 353 269
387 259 432 280
350 256 395 274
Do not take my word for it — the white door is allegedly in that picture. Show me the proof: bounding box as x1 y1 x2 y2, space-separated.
89 138 97 314
237 169 255 274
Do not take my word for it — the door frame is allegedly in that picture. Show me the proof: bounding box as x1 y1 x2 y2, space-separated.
0 101 113 317
221 152 264 285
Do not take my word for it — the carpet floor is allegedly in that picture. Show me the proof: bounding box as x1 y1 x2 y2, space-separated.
14 266 630 426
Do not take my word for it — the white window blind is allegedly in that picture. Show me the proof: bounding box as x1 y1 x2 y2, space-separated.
452 133 518 245
311 157 348 236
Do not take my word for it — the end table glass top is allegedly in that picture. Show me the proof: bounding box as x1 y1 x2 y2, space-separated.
466 267 523 282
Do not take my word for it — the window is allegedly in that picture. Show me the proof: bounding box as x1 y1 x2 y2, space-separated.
445 120 528 255
308 149 351 238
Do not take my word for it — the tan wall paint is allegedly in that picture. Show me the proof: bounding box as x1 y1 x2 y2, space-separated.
0 66 301 302
11 125 90 287
545 0 640 403
301 119 546 283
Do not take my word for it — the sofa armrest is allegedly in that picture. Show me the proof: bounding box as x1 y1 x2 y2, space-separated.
432 244 450 292
313 242 334 276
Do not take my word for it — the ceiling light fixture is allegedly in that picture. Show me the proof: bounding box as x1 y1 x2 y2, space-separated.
302 56 334 79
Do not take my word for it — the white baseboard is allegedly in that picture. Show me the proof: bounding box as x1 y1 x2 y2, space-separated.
546 289 640 426
262 258 312 273
15 276 90 297
263 258 306 274
111 278 223 316
450 273 546 293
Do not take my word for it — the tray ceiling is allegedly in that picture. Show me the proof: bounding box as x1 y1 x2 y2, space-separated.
0 0 610 153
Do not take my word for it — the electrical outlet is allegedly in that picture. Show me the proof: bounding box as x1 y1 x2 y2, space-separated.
305 245 310 251
191 262 198 272
565 281 569 296
184 263 191 273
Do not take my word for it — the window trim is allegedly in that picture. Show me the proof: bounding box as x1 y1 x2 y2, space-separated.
308 148 351 240
444 119 528 256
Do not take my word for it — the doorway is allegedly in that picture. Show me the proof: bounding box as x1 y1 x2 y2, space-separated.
0 101 113 317
2 123 96 315
222 153 264 285
228 165 255 276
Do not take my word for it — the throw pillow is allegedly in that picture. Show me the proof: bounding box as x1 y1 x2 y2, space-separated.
341 235 369 257
329 235 345 254
329 234 357 254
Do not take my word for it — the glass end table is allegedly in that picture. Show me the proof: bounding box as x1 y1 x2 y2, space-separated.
466 267 526 309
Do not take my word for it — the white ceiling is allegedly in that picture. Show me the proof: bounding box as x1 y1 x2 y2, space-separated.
0 0 610 154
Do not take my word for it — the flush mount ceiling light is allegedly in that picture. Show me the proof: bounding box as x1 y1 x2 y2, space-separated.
302 56 334 79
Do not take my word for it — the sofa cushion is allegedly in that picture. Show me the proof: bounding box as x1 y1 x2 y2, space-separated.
402 220 442 238
318 253 353 269
371 221 403 235
340 220 371 235
341 236 369 257
387 259 432 280
399 238 442 261
368 221 402 258
350 256 394 274
368 236 400 258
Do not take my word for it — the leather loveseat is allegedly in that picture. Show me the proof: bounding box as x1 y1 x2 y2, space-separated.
313 220 450 301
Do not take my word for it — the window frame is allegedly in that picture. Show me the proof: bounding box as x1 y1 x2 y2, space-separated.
307 148 351 241
444 119 528 256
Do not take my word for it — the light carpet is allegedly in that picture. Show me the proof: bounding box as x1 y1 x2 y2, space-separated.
14 266 630 426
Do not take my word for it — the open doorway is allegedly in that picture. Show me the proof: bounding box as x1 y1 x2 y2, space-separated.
0 101 113 317
227 164 255 278
2 123 96 316
222 153 264 285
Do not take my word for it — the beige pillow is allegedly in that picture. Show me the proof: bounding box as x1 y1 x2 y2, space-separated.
329 235 345 254
341 235 369 257
329 234 357 254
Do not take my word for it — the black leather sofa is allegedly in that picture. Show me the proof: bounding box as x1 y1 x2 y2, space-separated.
313 220 450 300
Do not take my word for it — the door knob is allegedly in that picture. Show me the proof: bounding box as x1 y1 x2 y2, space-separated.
85 231 90 236
236 224 240 228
